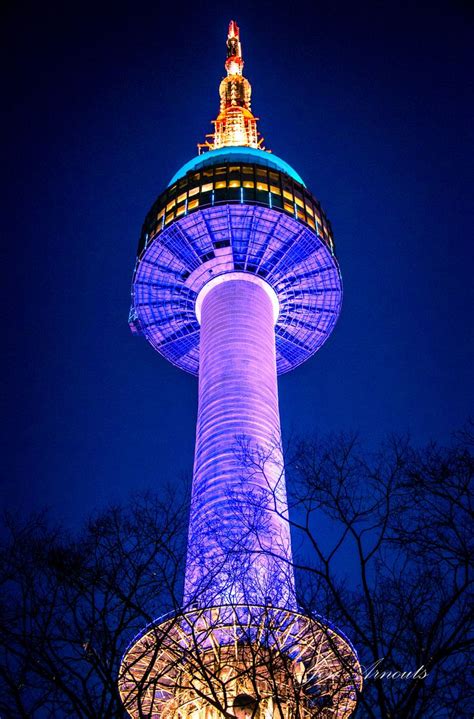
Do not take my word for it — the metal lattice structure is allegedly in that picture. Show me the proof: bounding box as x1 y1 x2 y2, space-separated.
130 202 341 375
120 19 361 719
120 606 362 719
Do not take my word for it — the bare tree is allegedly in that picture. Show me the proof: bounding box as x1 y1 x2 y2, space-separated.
235 428 473 718
1 429 472 718
0 491 187 718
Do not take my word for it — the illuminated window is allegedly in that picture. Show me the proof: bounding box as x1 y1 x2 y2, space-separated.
202 182 213 193
215 180 226 189
215 167 226 175
256 182 268 192
297 209 305 220
295 196 304 208
283 202 293 213
305 204 314 216
243 181 255 189
228 180 241 188
242 166 253 174
165 212 175 225
283 190 293 202
269 171 279 182
189 187 199 197
191 173 200 182
176 204 186 217
270 185 281 195
157 209 165 220
177 192 187 204
308 217 316 229
256 168 267 178
188 199 199 210
203 169 213 178
229 165 241 173
166 199 176 211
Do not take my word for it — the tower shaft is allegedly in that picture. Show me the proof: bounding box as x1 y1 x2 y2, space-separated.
185 276 295 608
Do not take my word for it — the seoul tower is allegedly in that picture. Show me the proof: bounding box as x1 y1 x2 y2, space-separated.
120 21 362 719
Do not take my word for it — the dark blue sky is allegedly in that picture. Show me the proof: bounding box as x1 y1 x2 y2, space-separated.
2 0 473 527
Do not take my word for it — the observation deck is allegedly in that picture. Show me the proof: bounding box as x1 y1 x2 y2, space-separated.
129 154 342 375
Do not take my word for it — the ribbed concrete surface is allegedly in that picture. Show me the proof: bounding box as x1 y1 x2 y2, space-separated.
184 277 296 608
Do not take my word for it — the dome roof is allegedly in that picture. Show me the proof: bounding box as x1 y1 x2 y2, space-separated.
168 146 306 187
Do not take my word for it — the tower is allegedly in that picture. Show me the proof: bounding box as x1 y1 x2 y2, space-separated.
120 21 362 719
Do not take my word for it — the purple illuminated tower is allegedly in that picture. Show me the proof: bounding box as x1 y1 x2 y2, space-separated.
120 21 362 719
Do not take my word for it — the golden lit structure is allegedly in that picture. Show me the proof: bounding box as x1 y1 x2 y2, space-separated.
120 605 361 718
199 21 264 152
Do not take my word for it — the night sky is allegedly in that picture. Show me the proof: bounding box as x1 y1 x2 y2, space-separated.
2 0 473 528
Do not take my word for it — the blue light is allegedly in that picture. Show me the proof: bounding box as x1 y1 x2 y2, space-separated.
168 147 306 186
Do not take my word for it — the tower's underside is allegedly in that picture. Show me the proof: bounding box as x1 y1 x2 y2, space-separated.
129 160 342 375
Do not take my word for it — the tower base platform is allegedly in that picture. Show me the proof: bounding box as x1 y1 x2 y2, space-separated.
119 604 362 719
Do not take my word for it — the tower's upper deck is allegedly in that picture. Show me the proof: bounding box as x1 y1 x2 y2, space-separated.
129 22 342 375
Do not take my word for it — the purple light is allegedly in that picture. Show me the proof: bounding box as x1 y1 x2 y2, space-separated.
130 205 342 375
184 275 296 609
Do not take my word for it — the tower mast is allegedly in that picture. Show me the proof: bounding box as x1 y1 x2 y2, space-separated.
121 21 362 719
199 20 263 152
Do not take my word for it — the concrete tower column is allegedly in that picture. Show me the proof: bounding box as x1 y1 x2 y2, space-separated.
184 274 296 609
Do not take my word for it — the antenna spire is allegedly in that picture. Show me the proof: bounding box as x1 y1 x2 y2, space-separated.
225 20 243 75
198 21 265 153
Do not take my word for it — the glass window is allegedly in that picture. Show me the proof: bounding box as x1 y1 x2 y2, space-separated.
308 217 316 229
295 196 304 208
269 171 279 182
188 199 199 211
242 165 253 174
283 202 293 213
188 186 199 197
243 181 255 189
177 192 187 204
305 204 314 216
215 180 226 189
283 190 293 202
176 205 186 217
256 182 268 192
270 185 281 195
228 179 240 188
201 182 213 193
166 199 176 211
